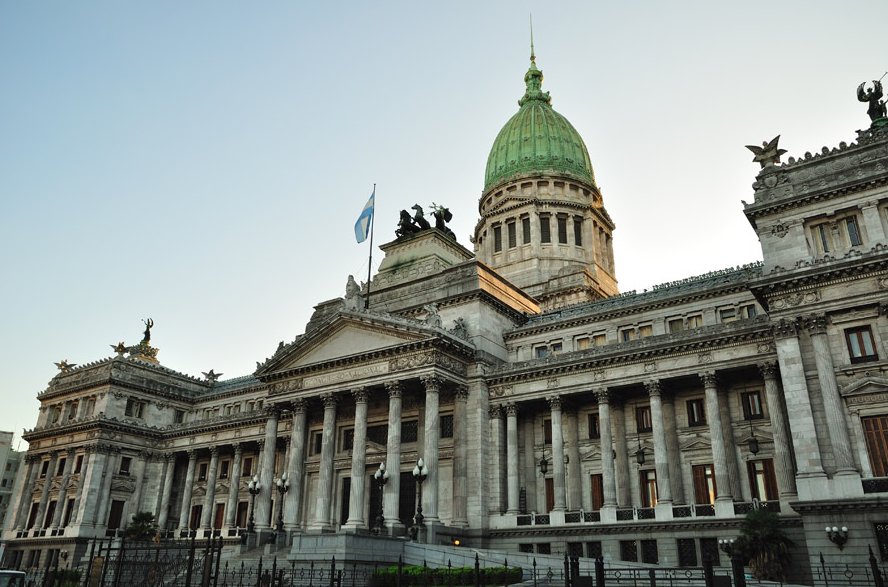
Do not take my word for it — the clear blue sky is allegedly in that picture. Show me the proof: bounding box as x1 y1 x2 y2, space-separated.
1 1 885 447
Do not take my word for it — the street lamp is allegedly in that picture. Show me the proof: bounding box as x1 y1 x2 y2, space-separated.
374 462 390 533
718 538 735 555
274 472 290 533
747 419 760 455
247 474 261 533
826 526 849 549
412 457 429 528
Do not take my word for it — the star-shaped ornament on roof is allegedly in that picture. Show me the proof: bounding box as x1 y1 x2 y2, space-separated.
202 369 222 383
111 342 128 356
746 135 787 168
54 360 76 373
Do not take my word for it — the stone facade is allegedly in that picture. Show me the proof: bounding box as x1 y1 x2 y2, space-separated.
4 56 888 583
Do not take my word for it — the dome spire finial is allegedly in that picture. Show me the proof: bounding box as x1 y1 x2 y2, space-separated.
530 14 536 65
520 17 550 107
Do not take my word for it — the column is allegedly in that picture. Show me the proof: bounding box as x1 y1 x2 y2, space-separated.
448 386 469 527
505 403 520 514
255 407 279 531
805 315 857 475
645 381 673 505
772 319 826 485
548 396 567 511
700 373 733 503
758 363 797 497
50 449 75 530
12 455 38 530
663 397 685 504
157 453 175 529
177 450 197 531
128 451 149 523
310 393 337 531
522 418 539 513
345 388 369 529
35 452 59 529
225 445 243 528
421 376 441 523
286 400 307 530
718 390 743 500
595 390 617 507
94 450 118 527
861 200 887 243
488 405 505 513
566 410 582 510
612 402 631 507
384 383 403 530
74 447 105 527
201 447 220 529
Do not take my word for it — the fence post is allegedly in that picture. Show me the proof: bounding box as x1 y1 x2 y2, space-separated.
185 531 196 587
730 554 746 587
328 556 336 587
647 569 656 587
213 536 223 587
570 556 580 585
871 546 885 587
563 553 570 587
256 557 263 587
99 540 111 587
702 555 714 587
594 556 604 587
473 553 480 587
396 555 403 587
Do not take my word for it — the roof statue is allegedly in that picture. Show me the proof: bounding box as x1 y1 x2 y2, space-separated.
141 317 154 344
202 369 222 383
343 274 362 311
54 359 76 373
395 204 456 240
131 318 160 363
110 341 127 356
858 78 887 126
746 135 787 168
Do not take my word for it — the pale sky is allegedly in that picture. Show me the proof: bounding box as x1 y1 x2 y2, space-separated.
1 1 885 448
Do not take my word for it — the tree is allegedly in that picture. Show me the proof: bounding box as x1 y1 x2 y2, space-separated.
734 508 794 581
125 511 159 541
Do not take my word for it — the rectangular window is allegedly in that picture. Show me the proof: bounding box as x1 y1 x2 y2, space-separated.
67 402 78 420
593 333 607 346
846 326 878 363
862 415 888 477
636 406 652 433
507 221 517 248
522 216 531 244
747 459 778 501
719 308 737 323
640 540 658 564
586 542 603 559
550 342 562 354
741 391 764 420
174 409 185 424
341 428 355 451
677 538 698 567
686 399 706 427
440 414 454 438
535 345 550 359
119 457 131 476
573 216 583 246
638 324 653 338
219 460 230 479
588 413 600 439
557 216 568 244
692 464 717 504
544 419 552 445
540 215 551 243
575 336 590 350
493 226 502 252
590 474 603 511
847 216 863 246
125 399 144 419
241 457 253 477
640 470 658 507
311 431 323 455
620 328 636 342
74 455 83 474
40 460 49 478
620 540 638 562
740 304 757 319
197 463 208 481
518 544 534 554
401 420 419 443
687 315 703 328
818 223 831 253
700 538 720 567
667 318 684 333
537 543 552 555
367 423 389 445
56 458 66 477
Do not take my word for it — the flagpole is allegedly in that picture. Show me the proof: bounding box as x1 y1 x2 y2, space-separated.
364 184 376 310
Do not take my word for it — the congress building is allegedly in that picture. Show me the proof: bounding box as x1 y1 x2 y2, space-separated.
4 52 888 581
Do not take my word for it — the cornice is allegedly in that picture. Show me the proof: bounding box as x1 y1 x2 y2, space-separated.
749 254 888 302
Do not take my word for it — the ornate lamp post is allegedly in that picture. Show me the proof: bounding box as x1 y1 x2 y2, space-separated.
374 462 390 533
274 472 290 533
412 457 429 528
247 475 261 533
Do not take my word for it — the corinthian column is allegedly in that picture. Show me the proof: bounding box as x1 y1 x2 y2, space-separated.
50 449 75 530
384 383 403 530
310 393 337 531
421 376 442 523
595 390 617 507
178 450 197 531
35 451 59 528
286 400 307 530
548 396 567 511
804 315 857 475
12 455 38 530
201 447 219 529
566 410 582 510
345 388 369 529
645 381 672 505
505 403 520 514
758 362 797 498
488 405 505 513
157 453 175 529
451 386 469 527
225 445 242 528
700 373 732 502
254 407 279 531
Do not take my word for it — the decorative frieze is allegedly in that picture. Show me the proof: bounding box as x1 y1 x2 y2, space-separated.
770 291 820 310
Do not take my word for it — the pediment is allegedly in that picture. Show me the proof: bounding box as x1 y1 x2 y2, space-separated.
679 437 712 452
488 195 532 215
258 312 436 376
842 375 888 397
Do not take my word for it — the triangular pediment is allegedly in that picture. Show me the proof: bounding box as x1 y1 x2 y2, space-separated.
842 375 888 397
258 311 437 376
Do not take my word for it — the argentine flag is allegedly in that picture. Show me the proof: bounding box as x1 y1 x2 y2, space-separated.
354 189 375 243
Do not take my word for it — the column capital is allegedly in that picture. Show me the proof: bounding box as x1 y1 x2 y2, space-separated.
232 443 242 456
421 375 444 394
186 449 197 461
291 398 307 414
699 372 718 389
771 318 799 340
757 361 779 380
803 314 828 335
505 403 518 417
454 386 469 402
320 392 338 409
488 404 504 419
547 395 563 411
208 446 219 457
264 405 281 419
163 452 175 463
385 381 403 398
352 387 369 404
644 380 661 397
594 389 611 404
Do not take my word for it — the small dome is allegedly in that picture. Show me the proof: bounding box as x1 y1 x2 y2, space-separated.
484 56 596 193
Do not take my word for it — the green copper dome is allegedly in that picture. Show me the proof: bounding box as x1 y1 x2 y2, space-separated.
484 54 596 192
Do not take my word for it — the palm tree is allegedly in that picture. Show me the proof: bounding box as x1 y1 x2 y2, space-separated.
734 508 794 581
125 511 159 541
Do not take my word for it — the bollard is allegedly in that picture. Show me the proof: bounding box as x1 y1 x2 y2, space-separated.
594 556 604 587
